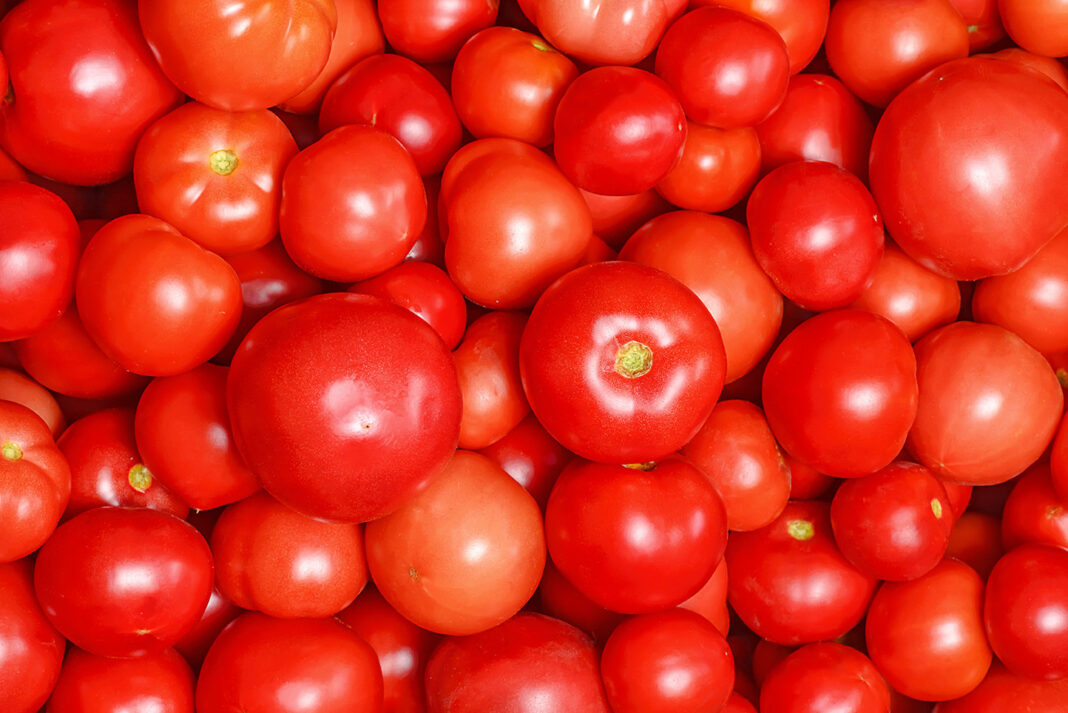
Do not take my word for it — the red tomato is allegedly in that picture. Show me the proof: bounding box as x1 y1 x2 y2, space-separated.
196 613 383 713
907 322 1063 485
679 557 730 635
478 413 571 509
349 261 466 350
726 501 877 645
0 559 65 713
365 450 545 635
868 58 1068 280
138 0 337 111
545 457 728 613
451 27 578 147
601 609 734 713
424 613 611 713
377 0 497 63
866 559 992 701
536 560 627 644
46 647 194 713
724 692 759 713
1001 464 1068 550
280 125 426 282
172 584 243 669
760 643 891 713
998 0 1068 57
580 187 671 249
786 453 836 501
520 261 726 463
75 215 243 377
0 0 181 185
655 122 761 213
134 102 299 256
762 310 918 478
228 293 461 523
554 67 686 196
33 507 213 657
948 0 1004 49
747 161 884 311
695 0 829 74
945 512 1003 580
983 48 1068 92
0 181 79 342
931 661 1068 712
0 367 65 437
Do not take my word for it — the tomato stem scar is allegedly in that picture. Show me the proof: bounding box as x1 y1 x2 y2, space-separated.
128 463 154 493
1 440 22 461
209 149 239 176
787 519 815 541
615 340 653 379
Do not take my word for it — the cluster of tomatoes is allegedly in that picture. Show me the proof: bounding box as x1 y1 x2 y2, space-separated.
2 0 1068 711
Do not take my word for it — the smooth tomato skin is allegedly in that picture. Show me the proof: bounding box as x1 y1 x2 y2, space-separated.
424 613 611 713
377 0 497 63
945 512 1003 580
337 587 441 713
196 613 383 713
948 0 1004 49
849 243 961 343
280 125 426 282
138 0 337 111
1001 464 1068 550
866 559 992 701
681 400 791 532
227 293 462 524
655 122 761 214
825 0 969 108
762 310 918 479
75 215 243 377
134 102 299 256
365 450 545 636
619 211 782 384
451 27 578 147
537 560 627 644
581 187 671 250
520 261 726 464
726 501 877 645
57 407 188 521
0 181 80 342
0 559 65 713
134 364 259 511
907 322 1063 485
0 401 70 562
0 367 66 437
478 413 571 509
760 643 891 713
546 457 728 614
983 48 1068 93
554 67 686 196
318 54 462 176
33 507 213 657
830 461 953 581
695 0 829 74
998 0 1068 57
0 0 182 185
747 161 884 311
678 557 730 635
172 584 243 669
46 646 194 713
601 609 733 713
211 491 367 618
931 662 1068 713
655 8 790 129
868 58 1068 281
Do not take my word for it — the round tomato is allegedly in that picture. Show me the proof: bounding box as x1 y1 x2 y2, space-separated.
949 0 1005 49
1001 464 1068 551
478 414 571 509
946 512 1004 580
0 559 65 713
655 122 761 214
982 48 1068 92
760 643 891 713
537 560 628 645
695 0 829 74
377 0 497 62
581 187 671 249
46 647 194 713
932 662 1068 713
998 0 1068 57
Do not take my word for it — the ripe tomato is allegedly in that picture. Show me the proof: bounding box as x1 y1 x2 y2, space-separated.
377 0 497 63
581 187 671 249
998 0 1068 57
760 643 891 713
478 413 572 509
949 0 1004 49
46 647 194 713
172 584 242 669
0 559 65 713
946 512 1003 580
453 311 529 449
695 0 829 74
138 0 338 111
982 48 1068 92
0 367 66 437
1001 464 1068 550
654 122 761 213
536 560 627 644
931 662 1068 713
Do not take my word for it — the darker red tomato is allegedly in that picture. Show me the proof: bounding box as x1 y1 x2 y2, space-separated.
580 187 671 250
173 584 243 670
933 661 1068 712
478 413 571 509
377 0 497 63
46 646 194 713
946 512 1003 580
761 643 890 713
0 367 66 437
696 0 829 74
536 560 627 644
655 122 761 213
1001 464 1068 551
0 559 65 713
998 0 1068 57
785 453 836 501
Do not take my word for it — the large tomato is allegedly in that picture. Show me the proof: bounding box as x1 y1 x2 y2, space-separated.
0 559 65 713
46 647 195 713
478 414 572 509
932 662 1068 713
1001 465 1068 551
998 0 1068 57
694 0 829 74
377 0 498 63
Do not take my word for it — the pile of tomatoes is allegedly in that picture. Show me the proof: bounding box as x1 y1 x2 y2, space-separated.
2 0 1068 711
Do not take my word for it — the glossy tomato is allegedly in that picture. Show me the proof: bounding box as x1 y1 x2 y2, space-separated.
998 0 1068 57
931 662 1068 713
536 560 628 644
1001 464 1068 551
46 647 195 713
760 643 891 713
945 512 1003 580
655 122 761 213
0 559 65 713
377 0 497 62
478 413 571 509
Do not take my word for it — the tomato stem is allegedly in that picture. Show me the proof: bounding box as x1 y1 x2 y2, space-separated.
930 498 943 519
615 340 653 379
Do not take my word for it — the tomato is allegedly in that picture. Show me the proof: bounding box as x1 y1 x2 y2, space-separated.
868 58 1068 280
726 501 877 645
907 322 1063 485
984 48 1068 92
0 181 80 342
349 261 467 350
378 0 497 63
478 413 571 509
786 453 836 501
546 457 728 613
998 0 1068 57
747 161 884 311
173 584 243 669
679 558 730 635
655 122 761 214
318 54 463 177
138 0 338 111
866 559 992 701
762 310 918 478
280 125 426 282
365 450 545 635
424 613 611 713
0 367 65 437
725 693 760 713
34 507 213 657
75 215 243 377
0 0 181 185
134 364 259 511
931 662 1068 713
0 401 70 562
760 643 891 713
948 0 1004 49
134 102 299 256
554 67 685 196
46 647 194 713
601 609 733 713
196 613 383 713
694 0 828 74
0 559 65 713
945 512 1003 580
451 27 578 147
581 188 671 250
619 211 782 383
520 262 726 463
1001 464 1068 550
536 560 627 644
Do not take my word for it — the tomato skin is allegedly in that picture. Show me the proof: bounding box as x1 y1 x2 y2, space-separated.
786 453 836 501
377 0 497 63
172 584 243 669
477 413 571 509
227 293 462 524
581 188 671 250
762 310 918 479
998 0 1068 58
138 0 337 112
948 0 1004 49
983 48 1068 92
655 122 761 214
33 507 213 658
0 181 80 342
537 560 628 644
694 0 829 75
868 58 1068 281
45 646 194 713
759 643 891 713
726 501 877 645
134 103 299 256
0 559 65 713
196 613 383 713
946 512 1003 580
350 261 466 351
931 662 1068 713
0 367 66 437
1001 464 1068 551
